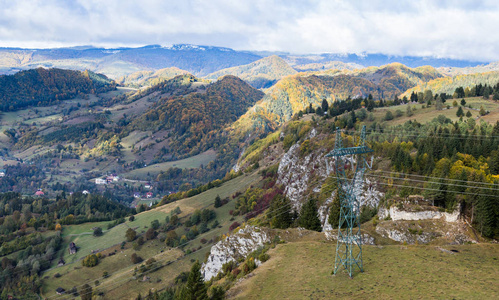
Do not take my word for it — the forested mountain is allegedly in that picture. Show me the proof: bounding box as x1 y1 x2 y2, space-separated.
205 55 297 89
116 67 191 87
129 75 264 158
229 63 444 138
0 68 116 111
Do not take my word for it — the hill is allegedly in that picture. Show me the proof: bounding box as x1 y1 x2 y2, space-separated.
228 241 499 299
0 68 116 111
128 75 264 159
291 60 363 72
116 67 192 87
205 56 297 89
229 63 444 139
402 71 499 96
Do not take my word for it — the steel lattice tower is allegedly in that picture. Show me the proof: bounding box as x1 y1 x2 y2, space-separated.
326 125 373 278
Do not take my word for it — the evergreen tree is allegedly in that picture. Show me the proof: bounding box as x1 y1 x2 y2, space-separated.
214 195 222 208
267 194 292 229
328 193 341 228
456 106 464 117
298 198 322 232
321 98 329 113
466 111 472 118
180 261 208 300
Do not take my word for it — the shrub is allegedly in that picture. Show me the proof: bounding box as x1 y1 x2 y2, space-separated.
93 227 103 237
131 253 143 264
129 215 135 222
229 222 241 231
125 228 136 242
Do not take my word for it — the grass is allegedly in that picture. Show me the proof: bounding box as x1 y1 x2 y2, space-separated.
230 241 499 299
369 97 499 126
41 171 261 299
124 149 218 179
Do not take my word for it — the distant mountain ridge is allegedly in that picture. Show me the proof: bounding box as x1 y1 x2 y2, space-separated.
205 55 297 89
0 44 490 80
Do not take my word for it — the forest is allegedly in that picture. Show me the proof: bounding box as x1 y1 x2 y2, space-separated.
0 68 116 111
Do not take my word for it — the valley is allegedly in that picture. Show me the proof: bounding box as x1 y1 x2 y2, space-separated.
0 50 499 300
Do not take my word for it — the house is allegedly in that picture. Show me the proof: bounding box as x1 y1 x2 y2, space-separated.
133 192 141 198
0 169 5 177
144 184 151 189
56 287 66 295
146 192 153 198
69 242 77 254
95 178 107 185
35 190 44 196
82 190 90 195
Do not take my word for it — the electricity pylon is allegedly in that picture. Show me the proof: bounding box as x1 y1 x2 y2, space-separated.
326 125 373 277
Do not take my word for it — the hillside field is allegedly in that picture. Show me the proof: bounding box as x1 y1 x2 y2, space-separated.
40 171 261 299
229 241 499 299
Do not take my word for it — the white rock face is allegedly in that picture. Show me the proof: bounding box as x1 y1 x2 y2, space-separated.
201 226 271 281
386 206 460 222
277 141 383 232
277 143 329 211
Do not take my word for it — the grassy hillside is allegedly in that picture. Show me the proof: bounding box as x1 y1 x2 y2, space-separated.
205 56 297 89
402 71 499 97
40 171 261 299
229 241 499 299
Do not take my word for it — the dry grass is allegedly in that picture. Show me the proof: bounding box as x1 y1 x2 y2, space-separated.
229 241 499 299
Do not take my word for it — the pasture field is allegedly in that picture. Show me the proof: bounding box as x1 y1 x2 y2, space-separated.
369 97 499 126
229 241 499 299
124 149 217 179
41 171 261 299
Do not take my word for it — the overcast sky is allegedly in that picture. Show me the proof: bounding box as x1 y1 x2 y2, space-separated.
1 0 498 61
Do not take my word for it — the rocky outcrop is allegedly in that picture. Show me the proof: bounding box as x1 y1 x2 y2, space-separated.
277 140 383 232
378 205 460 222
201 226 271 281
277 143 329 210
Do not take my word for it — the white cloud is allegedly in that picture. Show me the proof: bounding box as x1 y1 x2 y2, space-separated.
0 0 498 61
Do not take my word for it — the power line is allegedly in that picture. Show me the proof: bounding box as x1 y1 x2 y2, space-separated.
370 173 499 193
375 170 499 188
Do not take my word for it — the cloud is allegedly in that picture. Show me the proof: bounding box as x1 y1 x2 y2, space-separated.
0 0 498 61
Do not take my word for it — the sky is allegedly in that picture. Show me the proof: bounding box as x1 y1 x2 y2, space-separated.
1 0 499 61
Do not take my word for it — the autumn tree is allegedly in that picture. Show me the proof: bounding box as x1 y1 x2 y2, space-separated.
126 228 137 242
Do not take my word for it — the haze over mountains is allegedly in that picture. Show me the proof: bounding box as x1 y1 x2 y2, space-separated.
0 44 495 80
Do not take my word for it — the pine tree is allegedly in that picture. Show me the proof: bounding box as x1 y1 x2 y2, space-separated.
298 198 322 232
321 98 329 113
466 111 472 118
267 194 292 229
456 106 464 117
328 193 341 228
182 261 208 300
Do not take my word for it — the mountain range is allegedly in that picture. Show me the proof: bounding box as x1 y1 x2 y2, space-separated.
0 44 495 80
